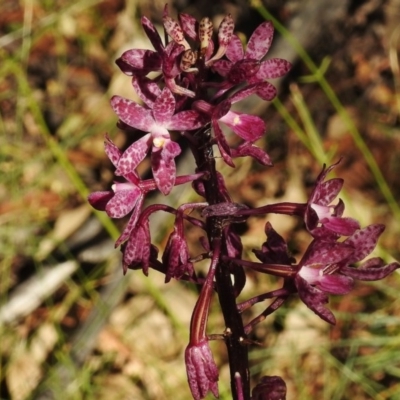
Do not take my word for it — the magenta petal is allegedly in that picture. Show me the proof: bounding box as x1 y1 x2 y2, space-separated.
104 135 122 167
212 100 231 120
211 59 232 77
220 111 265 141
105 187 141 218
229 82 276 103
115 199 144 247
132 76 161 108
228 59 260 84
217 14 234 47
169 110 206 130
212 82 234 100
316 178 344 205
296 275 336 324
179 13 198 41
304 241 353 266
88 191 114 211
205 39 215 61
334 199 345 217
318 274 354 295
163 42 185 76
116 134 152 176
245 21 274 61
256 58 292 79
141 16 164 53
229 82 267 103
231 142 272 166
117 49 162 76
344 224 385 263
153 87 176 125
163 13 187 47
256 82 277 101
322 216 360 236
151 141 181 195
212 120 234 167
225 34 244 62
342 259 400 281
111 96 154 131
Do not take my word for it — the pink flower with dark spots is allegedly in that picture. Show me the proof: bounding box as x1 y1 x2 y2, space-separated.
250 223 399 325
194 82 273 166
305 161 360 238
111 88 205 194
294 224 399 324
212 21 291 98
87 136 149 247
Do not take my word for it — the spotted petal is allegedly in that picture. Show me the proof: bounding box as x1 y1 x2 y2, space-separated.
303 240 353 266
314 178 343 205
169 110 206 130
342 258 400 281
141 16 164 53
104 135 122 167
151 140 181 195
88 191 114 211
179 13 198 41
296 275 336 324
231 142 272 166
116 133 152 176
245 21 274 61
343 224 384 263
115 199 144 247
132 76 161 108
254 58 292 80
219 111 265 141
225 35 244 62
212 59 232 77
153 88 176 126
105 187 141 218
111 96 154 131
116 49 162 76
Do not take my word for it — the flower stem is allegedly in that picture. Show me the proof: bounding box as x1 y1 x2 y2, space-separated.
193 127 250 400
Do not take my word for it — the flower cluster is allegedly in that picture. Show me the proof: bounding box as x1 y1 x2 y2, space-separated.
88 6 398 400
211 161 399 327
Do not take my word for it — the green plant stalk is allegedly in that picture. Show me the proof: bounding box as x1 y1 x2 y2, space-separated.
271 96 313 153
289 83 334 164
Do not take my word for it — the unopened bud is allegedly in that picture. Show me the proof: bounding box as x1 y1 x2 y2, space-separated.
180 49 198 72
199 17 213 55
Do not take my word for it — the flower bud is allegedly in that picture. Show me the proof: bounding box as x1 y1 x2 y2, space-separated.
185 340 219 400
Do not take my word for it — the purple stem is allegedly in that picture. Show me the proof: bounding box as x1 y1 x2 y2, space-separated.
191 125 251 399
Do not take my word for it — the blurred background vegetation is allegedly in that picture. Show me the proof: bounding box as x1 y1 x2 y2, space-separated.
1 0 400 399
